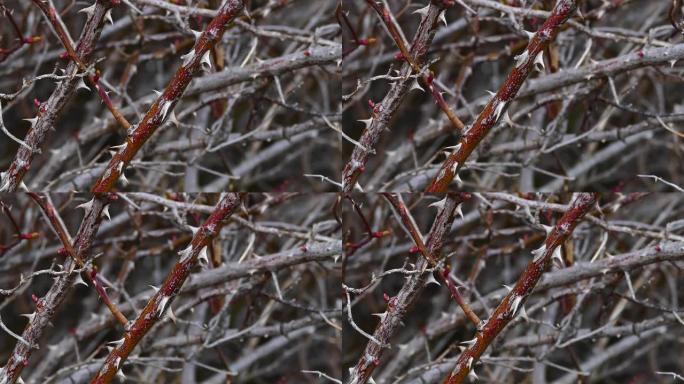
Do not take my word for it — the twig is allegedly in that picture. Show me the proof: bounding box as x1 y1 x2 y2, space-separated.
442 192 597 383
0 0 119 192
90 0 245 193
89 193 240 383
341 1 453 193
26 193 129 326
426 0 578 192
0 194 114 384
347 193 469 384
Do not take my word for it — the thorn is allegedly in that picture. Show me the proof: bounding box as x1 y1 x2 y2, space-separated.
78 3 96 17
438 10 447 27
24 117 39 128
450 161 460 176
104 9 113 24
410 79 424 92
413 4 430 17
523 30 535 40
371 312 388 321
429 197 447 210
514 50 529 68
74 273 88 287
167 306 177 324
76 78 90 91
455 205 464 220
200 50 212 69
552 246 564 265
20 312 36 322
493 100 506 122
178 245 193 262
110 142 127 151
466 356 474 369
102 204 111 220
358 118 373 129
108 338 125 347
510 295 523 316
157 295 170 317
532 244 547 263
445 143 462 151
76 198 94 211
426 273 441 286
170 110 180 127
520 305 529 321
159 100 172 122
198 246 209 264
181 50 194 67
533 51 545 72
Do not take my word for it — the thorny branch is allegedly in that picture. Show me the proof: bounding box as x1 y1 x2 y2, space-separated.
90 193 240 383
1 0 341 191
343 0 684 192
344 192 684 383
0 193 341 383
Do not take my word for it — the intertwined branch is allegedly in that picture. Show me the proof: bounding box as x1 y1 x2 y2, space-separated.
341 0 459 193
344 193 684 383
90 193 240 383
442 192 596 383
1 0 118 192
343 0 684 192
0 193 341 383
427 0 577 192
1 0 341 191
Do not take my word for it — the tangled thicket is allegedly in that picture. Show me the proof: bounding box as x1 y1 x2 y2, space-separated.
0 0 340 192
343 192 684 383
2 1 684 384
0 193 341 383
342 0 684 192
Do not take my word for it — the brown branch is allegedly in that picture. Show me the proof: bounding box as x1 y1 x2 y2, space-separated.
0 194 114 384
26 193 129 326
365 0 465 133
347 193 469 384
426 0 578 192
30 0 132 131
90 0 245 193
442 192 597 384
382 193 479 325
0 0 118 192
89 193 241 384
341 1 453 193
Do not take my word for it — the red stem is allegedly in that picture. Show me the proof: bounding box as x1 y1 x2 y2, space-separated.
89 193 241 384
442 193 597 384
426 0 577 192
91 0 245 193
